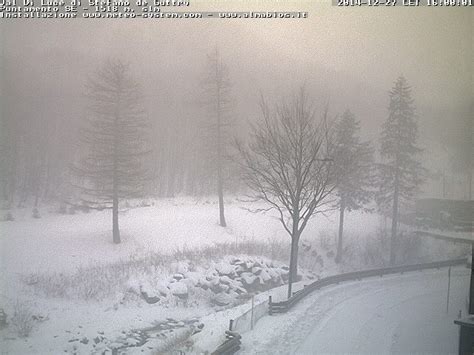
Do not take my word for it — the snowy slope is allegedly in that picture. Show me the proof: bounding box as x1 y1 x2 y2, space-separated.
1 197 466 354
0 197 379 275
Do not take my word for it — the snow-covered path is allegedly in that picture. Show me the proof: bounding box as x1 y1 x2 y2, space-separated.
242 267 470 354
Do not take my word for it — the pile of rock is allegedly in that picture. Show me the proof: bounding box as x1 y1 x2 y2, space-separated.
131 256 294 309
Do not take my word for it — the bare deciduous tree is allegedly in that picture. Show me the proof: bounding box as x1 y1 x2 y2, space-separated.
73 60 150 244
237 88 337 298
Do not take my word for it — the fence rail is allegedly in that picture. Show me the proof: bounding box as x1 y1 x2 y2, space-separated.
229 297 268 334
269 257 467 314
210 330 242 355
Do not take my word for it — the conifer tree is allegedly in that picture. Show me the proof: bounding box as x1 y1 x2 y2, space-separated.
202 48 233 227
333 110 374 263
378 76 425 264
74 60 149 244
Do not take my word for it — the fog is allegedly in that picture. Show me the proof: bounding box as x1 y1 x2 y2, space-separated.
0 2 473 353
1 7 472 168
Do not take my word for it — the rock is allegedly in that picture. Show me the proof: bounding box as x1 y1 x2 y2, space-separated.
173 273 184 281
233 285 247 295
198 280 209 291
140 283 160 304
141 292 160 304
267 268 280 279
235 265 247 275
231 258 242 265
219 276 232 285
210 283 224 294
185 272 202 286
192 323 205 334
240 272 258 287
206 275 216 282
211 293 232 307
251 267 263 275
258 269 272 283
169 281 188 299
215 262 234 276
156 284 169 297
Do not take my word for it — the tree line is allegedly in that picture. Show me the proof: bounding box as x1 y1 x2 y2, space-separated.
238 76 424 297
1 53 427 296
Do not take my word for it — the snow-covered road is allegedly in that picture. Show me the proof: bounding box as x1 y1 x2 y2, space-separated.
242 267 470 354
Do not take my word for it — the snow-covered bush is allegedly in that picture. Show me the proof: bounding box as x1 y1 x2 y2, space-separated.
155 327 194 354
0 308 7 328
395 231 423 264
11 301 34 338
24 243 299 310
58 203 67 214
318 230 334 251
361 236 388 267
32 208 41 219
341 229 389 270
81 204 90 213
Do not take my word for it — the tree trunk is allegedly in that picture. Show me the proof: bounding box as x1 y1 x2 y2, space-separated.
442 172 446 199
287 234 300 299
216 72 226 227
112 193 120 244
217 170 226 227
468 170 472 201
336 199 345 264
469 243 474 314
390 183 399 265
112 116 121 244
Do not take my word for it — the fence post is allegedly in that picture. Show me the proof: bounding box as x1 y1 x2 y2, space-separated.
446 266 451 314
229 319 234 331
251 295 255 330
269 296 272 315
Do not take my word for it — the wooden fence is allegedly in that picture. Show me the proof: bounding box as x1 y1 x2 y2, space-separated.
211 257 467 354
269 258 467 314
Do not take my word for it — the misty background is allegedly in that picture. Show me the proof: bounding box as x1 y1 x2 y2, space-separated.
0 3 473 353
0 4 472 205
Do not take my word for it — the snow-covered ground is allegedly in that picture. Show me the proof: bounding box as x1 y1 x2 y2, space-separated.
242 267 471 354
0 197 468 354
0 197 379 275
0 197 381 354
